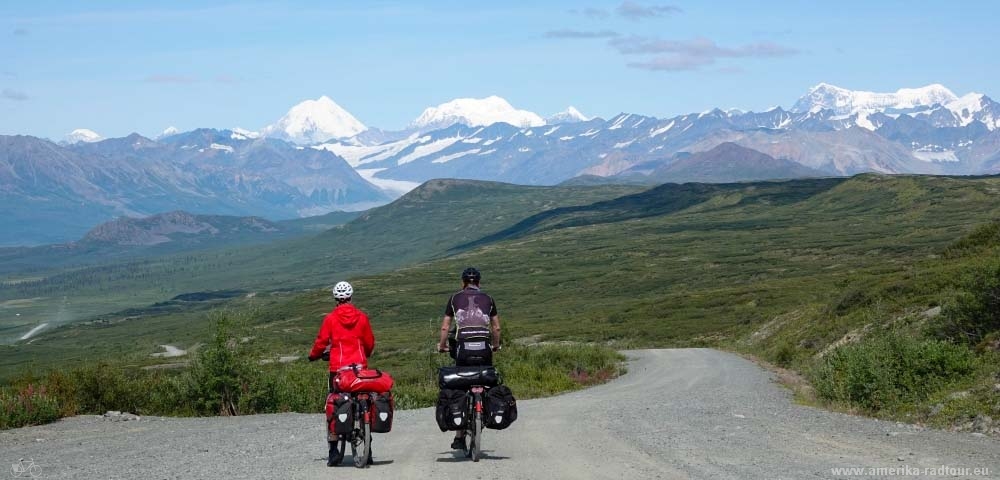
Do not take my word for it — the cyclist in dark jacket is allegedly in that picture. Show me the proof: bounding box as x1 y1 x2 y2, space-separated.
437 267 501 449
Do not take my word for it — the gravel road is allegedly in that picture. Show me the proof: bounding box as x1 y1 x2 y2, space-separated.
3 349 998 479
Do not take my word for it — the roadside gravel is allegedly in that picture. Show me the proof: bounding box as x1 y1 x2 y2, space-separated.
2 349 997 479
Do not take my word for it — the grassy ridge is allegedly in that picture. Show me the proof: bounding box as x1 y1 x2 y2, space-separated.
0 181 643 333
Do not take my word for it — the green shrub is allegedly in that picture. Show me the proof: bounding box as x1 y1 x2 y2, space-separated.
186 310 266 416
812 334 978 413
831 286 871 316
944 221 1000 258
0 383 61 429
932 262 1000 345
497 344 625 398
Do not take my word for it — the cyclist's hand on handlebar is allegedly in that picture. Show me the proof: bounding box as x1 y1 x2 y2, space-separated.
491 345 502 352
437 344 449 353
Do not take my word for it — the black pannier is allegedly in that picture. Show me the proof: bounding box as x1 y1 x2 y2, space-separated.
329 393 354 435
370 391 394 433
438 365 500 389
435 388 468 432
484 385 517 430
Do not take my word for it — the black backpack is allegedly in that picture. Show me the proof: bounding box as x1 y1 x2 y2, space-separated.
435 388 468 432
454 337 492 366
484 385 517 430
451 293 494 366
370 391 394 433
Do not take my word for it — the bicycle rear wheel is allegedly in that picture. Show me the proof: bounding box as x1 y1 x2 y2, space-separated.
470 410 482 462
352 422 371 468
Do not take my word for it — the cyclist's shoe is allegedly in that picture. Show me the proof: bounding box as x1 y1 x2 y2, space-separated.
450 436 465 450
327 442 343 467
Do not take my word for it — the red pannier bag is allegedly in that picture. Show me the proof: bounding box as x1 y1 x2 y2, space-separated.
335 366 394 394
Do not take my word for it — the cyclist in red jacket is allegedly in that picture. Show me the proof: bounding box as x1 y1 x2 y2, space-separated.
309 281 375 466
309 281 375 371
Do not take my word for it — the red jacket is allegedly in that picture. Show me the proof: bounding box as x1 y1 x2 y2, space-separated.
309 303 375 372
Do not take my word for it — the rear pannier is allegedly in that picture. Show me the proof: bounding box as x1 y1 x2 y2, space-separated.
327 393 354 436
370 391 394 433
435 388 468 432
484 385 517 430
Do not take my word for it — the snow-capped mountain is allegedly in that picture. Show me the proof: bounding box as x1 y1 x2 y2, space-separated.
11 81 1000 246
410 96 545 131
915 93 1000 130
263 96 367 144
337 108 939 187
230 127 261 140
64 128 103 144
788 83 1000 133
792 83 959 116
157 126 180 139
547 106 590 124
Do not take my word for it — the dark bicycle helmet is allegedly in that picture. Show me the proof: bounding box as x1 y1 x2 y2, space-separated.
461 267 481 283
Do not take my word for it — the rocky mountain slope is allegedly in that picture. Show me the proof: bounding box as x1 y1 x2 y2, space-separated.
0 131 387 245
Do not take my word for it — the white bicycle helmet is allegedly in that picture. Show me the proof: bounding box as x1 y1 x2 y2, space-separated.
332 281 353 300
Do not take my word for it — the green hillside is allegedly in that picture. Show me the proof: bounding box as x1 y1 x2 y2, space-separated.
0 181 644 338
4 173 1000 431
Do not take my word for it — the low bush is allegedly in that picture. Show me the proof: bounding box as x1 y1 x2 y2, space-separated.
944 221 1000 258
497 344 626 398
811 333 978 413
0 383 61 430
931 261 1000 346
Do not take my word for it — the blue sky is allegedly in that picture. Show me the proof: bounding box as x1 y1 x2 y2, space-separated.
2 1 998 140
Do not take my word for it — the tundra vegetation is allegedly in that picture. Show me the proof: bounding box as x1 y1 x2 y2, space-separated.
3 174 1000 432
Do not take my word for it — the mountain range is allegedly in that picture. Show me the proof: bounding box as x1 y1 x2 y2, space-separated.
339 84 1000 184
0 131 387 245
6 82 1000 245
0 209 361 276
